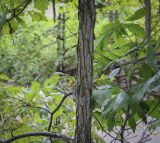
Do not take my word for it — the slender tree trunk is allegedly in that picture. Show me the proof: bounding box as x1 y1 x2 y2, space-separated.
57 14 62 71
52 0 56 22
109 10 118 44
62 13 66 71
109 11 114 44
109 10 114 22
158 0 160 14
144 0 151 40
76 0 95 143
56 13 66 72
115 10 118 20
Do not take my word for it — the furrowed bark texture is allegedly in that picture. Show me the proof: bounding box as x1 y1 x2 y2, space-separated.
76 0 95 143
144 0 151 40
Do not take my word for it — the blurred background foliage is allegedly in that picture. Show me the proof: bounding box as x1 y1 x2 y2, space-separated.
0 0 160 142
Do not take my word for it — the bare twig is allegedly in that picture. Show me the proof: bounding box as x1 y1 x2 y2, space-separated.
47 92 72 132
120 106 130 143
6 95 51 114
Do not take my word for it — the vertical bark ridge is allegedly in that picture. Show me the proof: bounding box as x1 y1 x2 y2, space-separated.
76 0 95 143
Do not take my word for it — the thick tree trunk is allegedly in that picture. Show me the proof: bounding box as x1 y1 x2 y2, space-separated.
76 0 95 143
144 0 151 40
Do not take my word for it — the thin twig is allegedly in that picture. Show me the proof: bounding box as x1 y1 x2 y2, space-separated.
47 92 72 132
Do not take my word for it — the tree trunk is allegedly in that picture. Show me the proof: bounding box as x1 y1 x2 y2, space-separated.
76 0 95 143
159 0 160 14
56 14 62 71
144 0 151 40
52 0 56 22
61 13 66 71
115 10 118 20
56 13 66 72
109 10 114 22
109 10 118 44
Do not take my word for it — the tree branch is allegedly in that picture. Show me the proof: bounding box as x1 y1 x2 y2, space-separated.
48 92 72 132
7 0 32 21
120 106 130 143
6 95 51 114
0 132 73 143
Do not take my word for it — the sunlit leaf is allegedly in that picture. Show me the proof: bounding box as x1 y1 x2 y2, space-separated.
108 68 120 80
127 8 148 21
122 23 145 37
34 0 49 12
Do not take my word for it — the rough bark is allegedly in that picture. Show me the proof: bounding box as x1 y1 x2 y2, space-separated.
76 0 95 143
144 0 151 40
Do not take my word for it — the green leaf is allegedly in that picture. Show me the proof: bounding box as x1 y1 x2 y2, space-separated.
93 111 108 129
139 64 154 81
140 101 150 113
146 46 158 72
0 74 10 81
127 8 148 21
30 81 40 95
10 19 19 31
44 74 60 87
138 108 147 123
132 71 160 103
148 100 160 118
93 85 120 108
34 0 49 12
95 74 111 85
0 12 7 29
122 23 145 38
30 12 48 21
2 23 10 34
15 17 26 27
128 116 136 132
95 21 121 50
107 113 115 131
102 90 128 116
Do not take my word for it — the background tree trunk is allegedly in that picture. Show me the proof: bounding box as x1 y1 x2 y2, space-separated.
76 0 95 143
61 13 66 71
109 10 114 22
56 13 66 72
56 13 62 71
144 0 151 40
109 9 118 44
